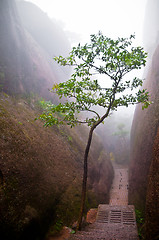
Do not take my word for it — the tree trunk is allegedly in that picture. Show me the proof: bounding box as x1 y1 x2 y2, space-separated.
76 126 94 230
76 104 113 230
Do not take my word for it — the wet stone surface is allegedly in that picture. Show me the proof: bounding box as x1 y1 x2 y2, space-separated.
70 167 139 240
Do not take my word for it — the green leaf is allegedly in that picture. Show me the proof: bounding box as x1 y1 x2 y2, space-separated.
38 32 150 128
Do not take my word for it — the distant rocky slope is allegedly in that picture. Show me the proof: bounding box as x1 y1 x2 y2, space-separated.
129 1 159 237
0 0 70 97
16 1 71 83
16 1 70 58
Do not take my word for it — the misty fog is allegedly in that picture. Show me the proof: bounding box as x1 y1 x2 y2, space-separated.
16 0 159 165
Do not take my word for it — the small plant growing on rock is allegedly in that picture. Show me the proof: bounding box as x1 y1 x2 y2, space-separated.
135 209 145 239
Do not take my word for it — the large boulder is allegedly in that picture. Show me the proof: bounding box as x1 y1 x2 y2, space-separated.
0 93 114 240
145 128 159 239
129 44 159 239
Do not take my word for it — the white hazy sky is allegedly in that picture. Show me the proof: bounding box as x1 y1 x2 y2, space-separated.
26 0 147 45
24 0 148 119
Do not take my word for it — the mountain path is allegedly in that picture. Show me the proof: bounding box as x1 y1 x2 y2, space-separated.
69 165 139 240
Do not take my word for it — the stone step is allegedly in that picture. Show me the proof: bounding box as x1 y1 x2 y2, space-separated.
70 234 138 240
70 229 138 240
84 222 137 231
95 206 136 225
70 206 138 239
123 211 135 224
110 210 122 223
70 168 139 240
96 210 109 223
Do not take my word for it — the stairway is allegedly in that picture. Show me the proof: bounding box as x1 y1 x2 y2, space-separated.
69 166 139 240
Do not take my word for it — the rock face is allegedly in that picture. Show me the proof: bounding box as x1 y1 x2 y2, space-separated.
0 1 114 239
16 1 71 83
145 128 159 240
0 0 69 97
143 0 159 57
17 1 70 58
129 44 159 239
129 2 159 238
0 94 114 240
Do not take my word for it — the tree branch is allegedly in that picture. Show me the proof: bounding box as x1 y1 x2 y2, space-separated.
81 57 112 79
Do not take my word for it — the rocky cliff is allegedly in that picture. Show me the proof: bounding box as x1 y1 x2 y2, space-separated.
16 1 71 83
0 0 69 98
0 1 114 239
129 2 159 239
129 43 159 207
143 0 159 57
129 17 159 240
0 93 113 240
145 127 159 239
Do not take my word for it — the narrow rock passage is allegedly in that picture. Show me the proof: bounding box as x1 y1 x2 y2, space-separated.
70 165 139 240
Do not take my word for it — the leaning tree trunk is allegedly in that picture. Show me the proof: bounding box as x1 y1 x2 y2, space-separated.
77 126 94 230
76 103 113 230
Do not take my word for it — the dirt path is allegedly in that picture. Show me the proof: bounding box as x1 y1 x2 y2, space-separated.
109 168 128 206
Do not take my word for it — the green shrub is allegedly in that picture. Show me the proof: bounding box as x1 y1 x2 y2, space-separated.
135 209 145 239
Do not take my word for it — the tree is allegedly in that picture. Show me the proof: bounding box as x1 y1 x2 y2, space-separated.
113 123 129 144
39 32 150 230
112 123 129 164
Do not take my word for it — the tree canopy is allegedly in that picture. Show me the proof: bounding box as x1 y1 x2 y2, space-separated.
40 33 150 128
